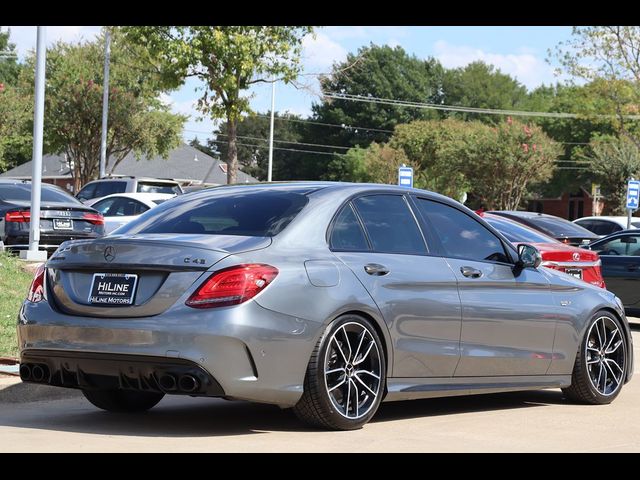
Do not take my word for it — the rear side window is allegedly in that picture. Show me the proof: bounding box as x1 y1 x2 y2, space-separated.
352 195 426 255
590 220 622 236
94 181 127 198
93 197 149 217
117 189 309 237
76 183 96 201
137 182 182 195
417 199 510 263
330 204 369 251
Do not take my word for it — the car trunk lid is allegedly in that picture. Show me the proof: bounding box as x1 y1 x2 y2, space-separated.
46 234 271 318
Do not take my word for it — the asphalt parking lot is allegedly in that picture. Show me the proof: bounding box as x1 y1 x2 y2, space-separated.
0 322 638 452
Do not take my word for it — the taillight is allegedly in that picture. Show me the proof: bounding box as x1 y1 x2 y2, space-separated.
186 264 278 309
27 264 45 303
5 210 30 222
82 212 104 225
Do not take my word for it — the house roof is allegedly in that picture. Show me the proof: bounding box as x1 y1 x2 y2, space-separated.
0 144 257 185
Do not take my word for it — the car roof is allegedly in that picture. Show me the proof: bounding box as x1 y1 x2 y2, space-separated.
574 216 639 225
490 210 564 220
83 177 180 184
88 192 176 207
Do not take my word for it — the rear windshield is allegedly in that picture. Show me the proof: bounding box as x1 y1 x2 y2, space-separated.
116 189 309 237
484 216 557 244
527 216 597 238
137 182 182 195
0 183 80 204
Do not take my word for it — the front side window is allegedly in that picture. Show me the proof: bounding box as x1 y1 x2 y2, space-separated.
416 199 510 263
352 195 427 255
330 203 369 251
592 235 640 256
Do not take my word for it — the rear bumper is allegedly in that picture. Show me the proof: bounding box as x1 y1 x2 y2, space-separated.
17 298 321 407
20 350 225 397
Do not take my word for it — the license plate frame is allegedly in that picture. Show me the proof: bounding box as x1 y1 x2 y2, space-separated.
53 218 73 230
565 268 583 280
88 273 138 306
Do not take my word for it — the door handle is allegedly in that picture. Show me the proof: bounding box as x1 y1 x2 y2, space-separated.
364 263 390 276
627 264 639 272
460 266 483 278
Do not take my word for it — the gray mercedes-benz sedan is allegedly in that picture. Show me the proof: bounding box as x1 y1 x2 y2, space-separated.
17 182 634 430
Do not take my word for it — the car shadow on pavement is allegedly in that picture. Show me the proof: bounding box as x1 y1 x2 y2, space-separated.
372 389 567 424
0 389 570 438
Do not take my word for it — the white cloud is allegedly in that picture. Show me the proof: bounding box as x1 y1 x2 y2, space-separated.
302 32 348 72
433 40 555 90
5 26 101 58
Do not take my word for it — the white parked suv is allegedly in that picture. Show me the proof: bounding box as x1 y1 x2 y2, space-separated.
75 177 183 204
573 215 640 236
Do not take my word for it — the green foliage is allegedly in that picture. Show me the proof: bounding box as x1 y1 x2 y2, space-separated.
552 26 640 147
0 84 32 173
309 44 444 152
581 135 640 215
121 26 313 184
213 112 307 181
390 118 560 209
442 61 528 123
0 252 33 357
0 27 21 85
22 28 185 189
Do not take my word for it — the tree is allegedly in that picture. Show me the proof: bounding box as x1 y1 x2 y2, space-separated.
390 119 470 200
442 61 528 123
310 44 445 150
458 118 562 210
213 112 307 181
0 84 32 172
582 135 640 215
121 26 313 184
552 26 640 148
24 29 185 190
0 27 21 85
390 118 561 209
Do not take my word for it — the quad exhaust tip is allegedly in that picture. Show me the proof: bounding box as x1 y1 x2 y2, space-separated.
178 374 199 393
31 364 46 382
19 364 31 381
158 374 177 391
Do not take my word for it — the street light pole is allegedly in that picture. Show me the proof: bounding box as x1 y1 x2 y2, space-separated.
20 26 47 262
267 79 275 182
99 28 111 179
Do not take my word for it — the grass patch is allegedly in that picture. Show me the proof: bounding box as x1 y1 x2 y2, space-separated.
0 252 34 357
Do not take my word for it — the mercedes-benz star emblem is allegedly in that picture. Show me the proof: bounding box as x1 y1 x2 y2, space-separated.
104 246 116 263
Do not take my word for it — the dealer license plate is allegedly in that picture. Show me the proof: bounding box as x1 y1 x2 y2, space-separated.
565 268 582 279
53 218 73 230
89 273 138 305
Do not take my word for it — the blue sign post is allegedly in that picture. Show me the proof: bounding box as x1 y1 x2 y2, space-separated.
626 180 640 229
398 166 413 188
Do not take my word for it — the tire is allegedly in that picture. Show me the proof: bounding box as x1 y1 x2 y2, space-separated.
293 314 386 430
562 311 628 404
82 389 164 412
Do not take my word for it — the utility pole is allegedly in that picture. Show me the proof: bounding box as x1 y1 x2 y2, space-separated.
267 79 275 182
99 28 111 179
20 26 47 262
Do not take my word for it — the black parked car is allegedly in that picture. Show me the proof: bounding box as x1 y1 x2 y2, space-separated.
0 179 105 254
488 211 599 246
589 230 640 316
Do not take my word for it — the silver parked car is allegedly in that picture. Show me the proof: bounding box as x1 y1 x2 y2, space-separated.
18 183 634 430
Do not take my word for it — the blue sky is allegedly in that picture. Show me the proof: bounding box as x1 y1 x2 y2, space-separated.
5 26 575 142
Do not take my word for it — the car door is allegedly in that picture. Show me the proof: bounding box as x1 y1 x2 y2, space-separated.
330 194 462 378
591 233 640 308
412 197 557 377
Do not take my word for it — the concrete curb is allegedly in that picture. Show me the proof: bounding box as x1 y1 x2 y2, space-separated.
0 375 82 403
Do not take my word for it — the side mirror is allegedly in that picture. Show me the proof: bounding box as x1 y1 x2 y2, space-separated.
517 244 542 269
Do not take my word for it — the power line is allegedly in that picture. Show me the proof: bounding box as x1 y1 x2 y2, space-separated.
212 132 351 150
253 114 395 134
323 92 640 121
208 139 345 157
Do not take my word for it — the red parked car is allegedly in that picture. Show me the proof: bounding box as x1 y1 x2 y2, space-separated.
482 212 606 288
